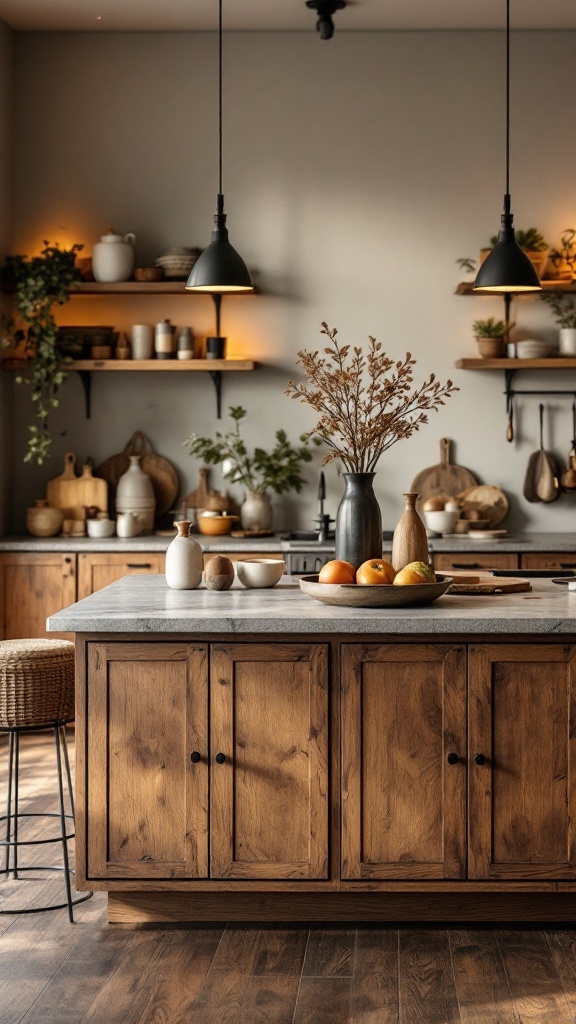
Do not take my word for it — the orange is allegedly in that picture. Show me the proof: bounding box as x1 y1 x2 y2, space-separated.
393 567 427 586
356 559 396 586
318 559 356 584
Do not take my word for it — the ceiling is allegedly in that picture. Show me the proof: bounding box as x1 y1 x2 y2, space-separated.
0 0 574 33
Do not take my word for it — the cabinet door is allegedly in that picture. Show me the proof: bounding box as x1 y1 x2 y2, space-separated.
521 553 576 572
210 643 329 880
77 552 165 599
86 643 208 879
469 645 576 880
341 643 466 880
434 553 518 572
0 552 76 640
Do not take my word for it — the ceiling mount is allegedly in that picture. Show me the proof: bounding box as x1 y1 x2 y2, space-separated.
305 0 346 39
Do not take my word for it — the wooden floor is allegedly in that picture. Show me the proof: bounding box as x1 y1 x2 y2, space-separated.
2 737 576 1023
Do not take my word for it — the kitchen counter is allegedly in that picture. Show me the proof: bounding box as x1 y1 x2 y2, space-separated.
48 572 576 635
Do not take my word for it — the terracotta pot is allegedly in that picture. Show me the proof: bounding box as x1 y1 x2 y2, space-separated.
476 337 505 359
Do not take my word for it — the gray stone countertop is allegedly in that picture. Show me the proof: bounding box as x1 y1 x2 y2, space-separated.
48 573 576 636
2 531 576 554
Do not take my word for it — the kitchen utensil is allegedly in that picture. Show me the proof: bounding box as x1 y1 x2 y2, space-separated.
92 229 136 283
236 559 285 588
447 573 531 594
523 403 560 503
506 393 514 443
456 485 509 527
95 431 179 521
46 453 105 520
182 467 220 514
299 573 452 608
561 401 576 492
491 569 576 578
410 439 478 510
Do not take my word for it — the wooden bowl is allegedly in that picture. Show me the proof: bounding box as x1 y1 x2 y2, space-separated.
299 574 453 608
135 267 163 282
91 346 112 360
197 515 239 536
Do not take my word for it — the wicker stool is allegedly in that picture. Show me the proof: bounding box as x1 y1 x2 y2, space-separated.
0 639 92 922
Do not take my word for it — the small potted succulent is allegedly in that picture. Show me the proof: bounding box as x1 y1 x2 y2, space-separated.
472 317 514 358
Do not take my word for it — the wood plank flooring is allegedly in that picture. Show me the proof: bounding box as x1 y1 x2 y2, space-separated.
2 735 576 1023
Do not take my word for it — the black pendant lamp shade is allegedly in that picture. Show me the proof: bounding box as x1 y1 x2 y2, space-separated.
473 0 541 294
186 0 253 294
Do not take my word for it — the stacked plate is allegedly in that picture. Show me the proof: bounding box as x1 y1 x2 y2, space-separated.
155 247 202 280
515 339 553 359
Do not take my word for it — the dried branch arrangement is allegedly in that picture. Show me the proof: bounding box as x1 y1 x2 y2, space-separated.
285 323 458 473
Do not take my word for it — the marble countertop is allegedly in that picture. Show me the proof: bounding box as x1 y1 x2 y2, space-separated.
47 573 576 636
2 532 576 554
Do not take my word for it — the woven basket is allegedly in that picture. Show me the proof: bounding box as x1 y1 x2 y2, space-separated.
0 639 75 728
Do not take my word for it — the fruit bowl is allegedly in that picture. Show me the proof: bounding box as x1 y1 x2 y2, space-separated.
299 574 452 608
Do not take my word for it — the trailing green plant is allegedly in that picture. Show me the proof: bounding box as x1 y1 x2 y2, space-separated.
183 406 320 494
541 290 576 330
0 241 83 464
472 317 514 339
488 227 548 251
548 228 576 280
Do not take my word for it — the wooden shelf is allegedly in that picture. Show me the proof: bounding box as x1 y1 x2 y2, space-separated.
455 280 576 296
456 358 576 370
69 358 256 371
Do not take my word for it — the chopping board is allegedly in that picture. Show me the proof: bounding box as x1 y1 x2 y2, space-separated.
46 453 107 520
95 431 179 520
456 484 509 528
447 572 532 594
182 468 222 511
410 439 478 510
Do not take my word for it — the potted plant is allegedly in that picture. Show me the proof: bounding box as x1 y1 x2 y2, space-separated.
472 317 514 358
183 405 319 530
546 228 576 281
0 241 83 464
541 291 576 355
458 227 549 280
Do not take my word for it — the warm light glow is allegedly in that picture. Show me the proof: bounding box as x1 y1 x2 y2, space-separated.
474 285 542 293
185 285 254 294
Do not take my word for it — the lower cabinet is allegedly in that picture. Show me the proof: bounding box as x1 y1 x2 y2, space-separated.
85 641 329 881
77 552 166 599
0 552 76 640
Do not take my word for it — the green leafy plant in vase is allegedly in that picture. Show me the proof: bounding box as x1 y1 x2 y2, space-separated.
0 240 83 464
183 405 320 531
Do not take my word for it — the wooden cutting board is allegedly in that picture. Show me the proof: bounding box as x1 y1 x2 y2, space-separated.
456 484 509 528
46 453 107 520
410 439 478 510
446 572 532 594
182 468 220 511
95 431 179 520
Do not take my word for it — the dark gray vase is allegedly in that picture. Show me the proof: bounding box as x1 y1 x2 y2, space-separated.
334 473 382 569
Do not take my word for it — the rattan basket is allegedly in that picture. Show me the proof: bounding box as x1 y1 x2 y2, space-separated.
0 639 75 728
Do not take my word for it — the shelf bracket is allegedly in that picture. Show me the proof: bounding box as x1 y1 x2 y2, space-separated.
77 370 92 419
209 370 223 418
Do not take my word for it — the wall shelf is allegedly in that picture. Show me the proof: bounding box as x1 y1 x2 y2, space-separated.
456 358 576 370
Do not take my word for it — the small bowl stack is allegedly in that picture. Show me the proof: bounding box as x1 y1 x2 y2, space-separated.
155 247 202 280
515 339 553 359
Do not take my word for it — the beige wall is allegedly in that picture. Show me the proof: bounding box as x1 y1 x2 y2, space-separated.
8 30 576 532
0 18 13 535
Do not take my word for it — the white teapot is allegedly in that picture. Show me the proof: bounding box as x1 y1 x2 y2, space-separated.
92 229 136 283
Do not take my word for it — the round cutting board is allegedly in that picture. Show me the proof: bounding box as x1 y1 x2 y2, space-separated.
410 439 478 510
457 485 509 528
96 431 179 519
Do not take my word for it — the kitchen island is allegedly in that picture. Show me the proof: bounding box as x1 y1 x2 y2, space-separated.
49 575 576 924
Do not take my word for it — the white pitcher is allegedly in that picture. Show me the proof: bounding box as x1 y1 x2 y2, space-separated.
92 229 136 283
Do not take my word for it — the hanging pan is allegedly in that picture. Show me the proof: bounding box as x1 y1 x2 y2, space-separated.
523 403 560 504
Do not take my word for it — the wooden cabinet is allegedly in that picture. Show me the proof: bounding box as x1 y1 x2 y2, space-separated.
86 642 209 879
0 552 76 640
84 641 329 882
434 552 518 572
77 552 165 599
341 643 466 880
468 644 576 880
521 552 576 572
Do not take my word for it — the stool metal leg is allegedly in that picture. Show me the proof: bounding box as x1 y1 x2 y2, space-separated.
4 732 14 875
13 731 19 879
54 726 74 923
60 726 75 821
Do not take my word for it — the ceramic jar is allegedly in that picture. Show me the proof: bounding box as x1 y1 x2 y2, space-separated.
116 456 155 533
92 229 136 283
116 512 142 539
26 500 64 538
165 521 203 590
391 492 429 572
334 473 382 569
240 491 273 531
154 319 176 359
559 328 576 356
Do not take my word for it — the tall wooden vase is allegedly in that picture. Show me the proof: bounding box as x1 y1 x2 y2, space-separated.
391 492 429 572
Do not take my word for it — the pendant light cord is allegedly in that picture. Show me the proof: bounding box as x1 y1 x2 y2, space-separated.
504 0 510 211
218 0 223 197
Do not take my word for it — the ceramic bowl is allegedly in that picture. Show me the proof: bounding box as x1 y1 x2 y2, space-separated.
515 339 553 359
236 559 285 588
197 514 238 536
423 510 460 535
86 518 116 538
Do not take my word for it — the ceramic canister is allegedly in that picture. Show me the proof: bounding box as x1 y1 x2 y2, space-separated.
115 455 156 533
92 229 136 283
155 319 176 359
165 521 203 590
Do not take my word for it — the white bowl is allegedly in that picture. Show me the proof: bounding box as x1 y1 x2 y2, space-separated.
423 510 460 535
515 339 553 358
86 518 116 538
236 558 285 589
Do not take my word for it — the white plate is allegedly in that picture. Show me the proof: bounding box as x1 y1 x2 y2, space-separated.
467 530 507 540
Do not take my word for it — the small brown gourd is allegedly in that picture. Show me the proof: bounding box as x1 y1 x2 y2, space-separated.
204 555 235 591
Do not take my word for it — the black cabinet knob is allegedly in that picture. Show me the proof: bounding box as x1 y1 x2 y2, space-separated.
446 752 459 765
189 751 201 763
215 752 226 764
474 753 486 766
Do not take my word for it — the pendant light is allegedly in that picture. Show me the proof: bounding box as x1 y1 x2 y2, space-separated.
186 0 253 293
473 0 541 294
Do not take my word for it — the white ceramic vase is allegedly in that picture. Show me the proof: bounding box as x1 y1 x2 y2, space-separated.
116 455 155 533
240 490 273 531
92 229 136 283
165 521 203 590
559 328 576 356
